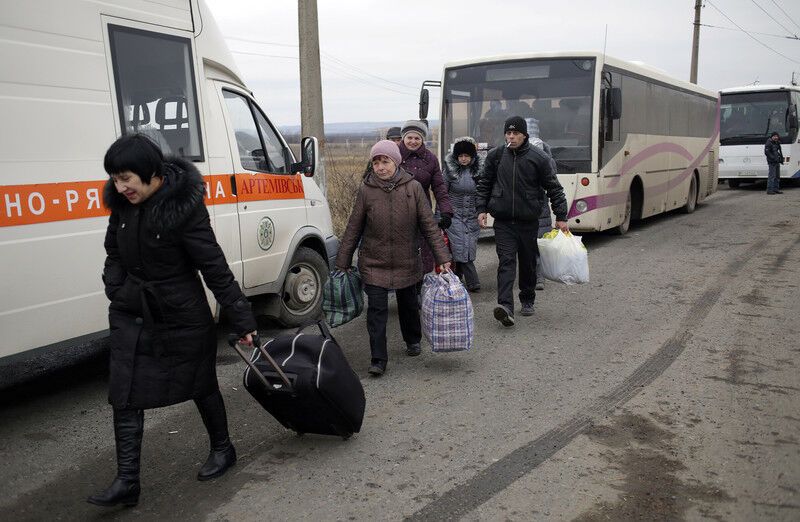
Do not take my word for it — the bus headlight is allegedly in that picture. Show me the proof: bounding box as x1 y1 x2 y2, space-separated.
575 200 589 213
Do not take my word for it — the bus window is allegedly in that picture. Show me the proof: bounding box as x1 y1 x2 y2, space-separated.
108 25 203 160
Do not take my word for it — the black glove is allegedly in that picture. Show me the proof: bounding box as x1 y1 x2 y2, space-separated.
438 214 452 230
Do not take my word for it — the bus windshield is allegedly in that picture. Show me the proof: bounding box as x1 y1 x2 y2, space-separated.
442 58 595 172
720 91 793 145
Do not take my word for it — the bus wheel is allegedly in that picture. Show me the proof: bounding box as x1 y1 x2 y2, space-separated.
682 174 698 214
612 190 632 235
727 179 740 189
277 247 328 327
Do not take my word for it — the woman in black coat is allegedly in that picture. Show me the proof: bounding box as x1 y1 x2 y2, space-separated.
88 134 257 508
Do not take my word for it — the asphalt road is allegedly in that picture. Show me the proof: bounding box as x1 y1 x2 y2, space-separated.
2 182 799 521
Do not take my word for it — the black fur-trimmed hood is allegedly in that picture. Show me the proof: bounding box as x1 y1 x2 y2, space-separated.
444 137 482 179
103 155 206 232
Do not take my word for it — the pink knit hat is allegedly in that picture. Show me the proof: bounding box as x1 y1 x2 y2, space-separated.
370 139 402 167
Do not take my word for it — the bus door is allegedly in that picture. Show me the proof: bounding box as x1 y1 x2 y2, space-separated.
217 86 306 290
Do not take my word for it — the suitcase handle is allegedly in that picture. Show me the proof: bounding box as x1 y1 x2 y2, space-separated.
227 334 294 390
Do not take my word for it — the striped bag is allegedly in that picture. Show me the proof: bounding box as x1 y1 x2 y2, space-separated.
322 268 364 328
421 272 474 352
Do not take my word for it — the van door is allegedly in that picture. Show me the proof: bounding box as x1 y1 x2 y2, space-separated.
216 86 306 290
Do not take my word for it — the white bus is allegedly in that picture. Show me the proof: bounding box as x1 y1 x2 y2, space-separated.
719 84 800 188
0 0 337 364
420 52 719 234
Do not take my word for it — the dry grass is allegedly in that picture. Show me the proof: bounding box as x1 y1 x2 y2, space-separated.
324 142 371 236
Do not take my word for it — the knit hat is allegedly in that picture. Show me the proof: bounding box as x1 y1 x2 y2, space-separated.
770 131 780 138
370 139 402 166
504 116 528 136
452 138 477 158
386 126 402 140
401 119 428 139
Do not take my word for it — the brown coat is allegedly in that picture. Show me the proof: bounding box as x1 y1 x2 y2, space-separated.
336 169 451 289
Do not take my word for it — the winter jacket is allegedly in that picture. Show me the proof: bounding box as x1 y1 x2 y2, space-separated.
765 138 784 165
442 142 482 263
476 139 568 223
335 168 451 289
102 157 256 409
531 139 556 237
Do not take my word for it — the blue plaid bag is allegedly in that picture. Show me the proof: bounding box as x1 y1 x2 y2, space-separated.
421 272 474 352
322 268 364 328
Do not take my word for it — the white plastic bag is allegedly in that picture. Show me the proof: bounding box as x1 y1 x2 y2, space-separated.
536 230 589 285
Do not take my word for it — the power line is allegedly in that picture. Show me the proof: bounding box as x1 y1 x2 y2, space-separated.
705 0 800 64
699 22 800 40
769 0 800 34
749 0 799 39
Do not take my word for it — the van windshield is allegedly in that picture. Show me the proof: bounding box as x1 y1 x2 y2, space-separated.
109 25 204 160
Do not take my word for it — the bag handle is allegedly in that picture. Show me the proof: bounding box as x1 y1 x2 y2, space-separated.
295 319 333 340
227 334 293 390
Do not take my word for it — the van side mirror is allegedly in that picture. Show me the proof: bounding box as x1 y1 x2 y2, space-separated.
789 104 798 130
419 88 430 120
608 87 622 120
291 136 318 177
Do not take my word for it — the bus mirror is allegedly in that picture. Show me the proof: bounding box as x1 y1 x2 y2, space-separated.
292 136 318 177
608 88 622 119
419 88 430 120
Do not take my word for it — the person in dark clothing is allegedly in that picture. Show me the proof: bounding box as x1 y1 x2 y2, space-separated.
88 134 257 508
336 140 451 376
399 119 454 272
441 136 483 292
764 131 784 195
476 116 569 327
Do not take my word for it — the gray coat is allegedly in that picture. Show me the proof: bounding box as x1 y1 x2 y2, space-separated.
442 151 482 263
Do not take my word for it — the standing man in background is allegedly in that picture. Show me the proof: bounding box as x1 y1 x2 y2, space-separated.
764 131 784 195
476 116 568 327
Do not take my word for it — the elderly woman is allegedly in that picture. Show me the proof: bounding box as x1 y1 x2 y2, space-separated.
442 136 483 292
88 134 256 508
336 140 451 376
398 120 453 272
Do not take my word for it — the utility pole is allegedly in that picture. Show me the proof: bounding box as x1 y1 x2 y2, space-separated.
690 0 702 84
298 0 326 195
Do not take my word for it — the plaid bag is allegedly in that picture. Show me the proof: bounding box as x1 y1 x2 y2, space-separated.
421 272 474 352
322 268 364 328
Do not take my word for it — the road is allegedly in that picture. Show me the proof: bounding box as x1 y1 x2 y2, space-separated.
2 183 799 521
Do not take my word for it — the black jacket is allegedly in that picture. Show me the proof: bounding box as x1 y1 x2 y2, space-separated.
476 140 568 222
102 157 256 409
765 138 784 165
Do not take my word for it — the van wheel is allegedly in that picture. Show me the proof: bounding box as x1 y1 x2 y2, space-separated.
682 175 698 214
612 190 632 235
277 247 327 327
727 179 740 189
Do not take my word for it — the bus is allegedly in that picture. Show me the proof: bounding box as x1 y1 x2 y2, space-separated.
419 52 719 234
0 0 337 365
719 85 800 188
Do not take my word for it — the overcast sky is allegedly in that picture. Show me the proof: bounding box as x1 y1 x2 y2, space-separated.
205 0 800 126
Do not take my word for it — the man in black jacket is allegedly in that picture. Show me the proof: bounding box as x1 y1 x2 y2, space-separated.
476 116 569 326
764 131 784 195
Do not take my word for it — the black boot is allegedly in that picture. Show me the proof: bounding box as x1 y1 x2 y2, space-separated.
195 390 236 481
87 409 143 507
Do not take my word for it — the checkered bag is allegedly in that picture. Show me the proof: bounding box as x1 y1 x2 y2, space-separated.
421 272 474 352
322 268 364 328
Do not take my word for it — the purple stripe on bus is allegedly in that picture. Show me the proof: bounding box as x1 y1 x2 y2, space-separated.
568 99 721 220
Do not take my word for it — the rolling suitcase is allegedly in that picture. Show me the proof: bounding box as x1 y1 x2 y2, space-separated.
228 321 365 439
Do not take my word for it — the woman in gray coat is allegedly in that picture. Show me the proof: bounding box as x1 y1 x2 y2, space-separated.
441 137 482 292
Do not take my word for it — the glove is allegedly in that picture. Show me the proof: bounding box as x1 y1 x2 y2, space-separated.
438 214 452 230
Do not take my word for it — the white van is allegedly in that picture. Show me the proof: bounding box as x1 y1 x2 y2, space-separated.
0 0 338 363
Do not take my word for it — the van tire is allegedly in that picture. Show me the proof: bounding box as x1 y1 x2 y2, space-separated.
727 179 740 189
277 247 328 327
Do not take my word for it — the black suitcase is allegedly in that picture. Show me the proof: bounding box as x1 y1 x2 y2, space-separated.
228 321 365 439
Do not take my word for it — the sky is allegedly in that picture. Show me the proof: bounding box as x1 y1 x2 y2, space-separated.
204 0 800 126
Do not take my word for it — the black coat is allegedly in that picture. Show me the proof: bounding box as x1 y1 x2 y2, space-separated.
476 140 568 223
102 157 256 409
764 138 784 165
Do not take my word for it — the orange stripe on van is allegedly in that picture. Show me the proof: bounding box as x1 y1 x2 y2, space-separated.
0 173 306 227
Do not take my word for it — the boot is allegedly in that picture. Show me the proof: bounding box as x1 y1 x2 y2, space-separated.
195 390 236 481
87 409 143 507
